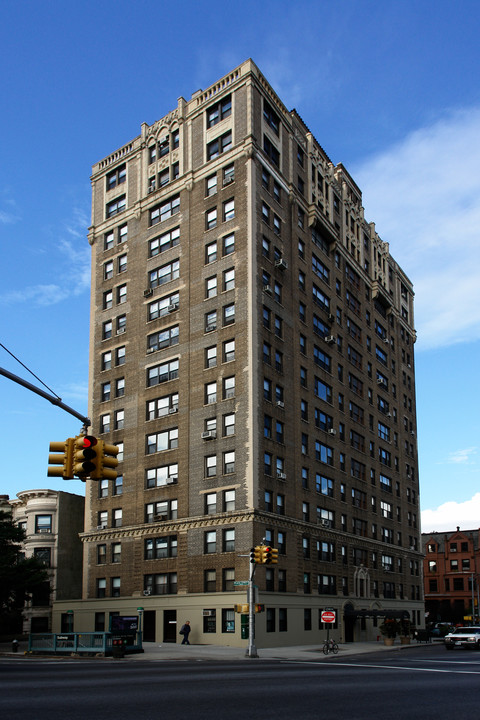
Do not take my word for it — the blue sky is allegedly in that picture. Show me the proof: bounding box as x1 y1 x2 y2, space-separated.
1 0 479 532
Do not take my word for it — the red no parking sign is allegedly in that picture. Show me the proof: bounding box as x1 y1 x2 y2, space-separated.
321 610 336 623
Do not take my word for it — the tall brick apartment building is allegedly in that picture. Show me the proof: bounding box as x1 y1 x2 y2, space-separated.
54 60 423 646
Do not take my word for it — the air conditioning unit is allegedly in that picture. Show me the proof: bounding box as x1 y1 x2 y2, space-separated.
223 176 234 185
168 302 179 312
382 565 391 572
168 407 178 414
377 379 386 386
410 431 415 436
276 400 284 408
275 258 288 270
320 519 331 528
410 546 415 551
143 589 152 596
382 337 389 343
144 288 153 298
324 335 336 344
148 184 155 194
328 313 334 322
203 610 214 616
97 525 106 530
328 428 336 435
154 515 166 522
166 475 178 484
117 327 125 334
263 284 272 295
201 431 216 440
146 347 156 354
205 324 216 333
277 471 286 480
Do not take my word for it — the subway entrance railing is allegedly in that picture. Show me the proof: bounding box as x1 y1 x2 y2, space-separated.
28 632 143 655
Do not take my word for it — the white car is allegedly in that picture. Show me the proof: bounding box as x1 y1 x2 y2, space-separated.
444 627 480 650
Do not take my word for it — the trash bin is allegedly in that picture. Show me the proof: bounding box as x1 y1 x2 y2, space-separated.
12 639 19 653
112 638 125 658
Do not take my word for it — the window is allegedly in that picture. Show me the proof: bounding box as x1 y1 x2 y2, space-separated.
106 195 126 218
147 292 180 321
147 359 179 387
206 207 217 230
35 515 52 534
205 346 217 368
147 325 179 352
223 232 235 256
97 578 106 598
113 509 122 527
223 528 235 552
206 174 217 196
224 489 235 511
314 377 332 403
223 451 235 474
223 268 235 292
149 259 180 288
223 376 235 399
223 303 235 326
205 531 217 554
145 536 177 560
204 570 216 592
146 427 178 454
263 135 280 167
223 164 235 185
144 573 177 596
205 382 217 404
315 441 333 466
149 195 180 226
263 100 280 135
223 199 235 221
205 455 217 477
104 260 114 280
206 240 217 264
146 392 179 420
207 131 232 160
149 227 180 257
206 95 232 127
223 339 235 363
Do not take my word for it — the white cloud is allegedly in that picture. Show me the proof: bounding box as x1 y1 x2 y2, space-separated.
0 206 90 307
422 493 480 534
353 107 480 351
447 447 477 465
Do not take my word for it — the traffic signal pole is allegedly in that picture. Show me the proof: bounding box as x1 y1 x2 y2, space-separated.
0 366 90 430
247 558 258 658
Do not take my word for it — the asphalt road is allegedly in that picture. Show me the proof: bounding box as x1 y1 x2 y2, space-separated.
1 644 479 720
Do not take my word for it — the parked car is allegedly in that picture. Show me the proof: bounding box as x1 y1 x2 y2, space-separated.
430 623 454 637
444 627 480 650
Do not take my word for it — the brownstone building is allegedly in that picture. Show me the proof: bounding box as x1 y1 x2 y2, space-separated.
54 59 423 646
423 528 480 625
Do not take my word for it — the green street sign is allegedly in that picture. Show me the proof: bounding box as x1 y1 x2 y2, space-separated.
234 581 249 586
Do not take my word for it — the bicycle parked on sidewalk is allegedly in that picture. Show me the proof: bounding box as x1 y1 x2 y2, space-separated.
322 638 339 655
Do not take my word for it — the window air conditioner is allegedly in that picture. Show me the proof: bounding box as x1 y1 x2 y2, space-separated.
144 289 153 298
328 428 336 435
201 431 216 440
166 475 178 484
168 302 179 312
276 471 286 480
276 400 284 408
205 324 216 333
324 335 336 344
275 258 288 270
168 407 178 414
263 284 272 295
143 589 152 596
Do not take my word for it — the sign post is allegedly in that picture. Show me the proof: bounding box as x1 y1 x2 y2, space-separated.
321 610 336 647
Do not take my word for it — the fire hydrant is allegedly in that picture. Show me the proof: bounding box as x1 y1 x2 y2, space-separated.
12 639 19 653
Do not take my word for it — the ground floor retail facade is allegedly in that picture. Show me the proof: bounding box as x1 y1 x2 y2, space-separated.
53 594 424 648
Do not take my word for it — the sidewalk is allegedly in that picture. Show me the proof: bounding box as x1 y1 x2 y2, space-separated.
0 638 433 662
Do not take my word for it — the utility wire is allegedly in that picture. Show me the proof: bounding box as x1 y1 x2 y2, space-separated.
0 341 62 401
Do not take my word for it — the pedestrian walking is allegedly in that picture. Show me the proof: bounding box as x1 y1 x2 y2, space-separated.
179 620 191 645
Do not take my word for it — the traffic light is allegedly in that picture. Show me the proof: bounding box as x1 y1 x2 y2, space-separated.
255 604 265 613
269 547 279 564
92 441 119 481
47 438 74 479
253 545 263 564
73 435 99 478
73 435 119 480
263 546 273 564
